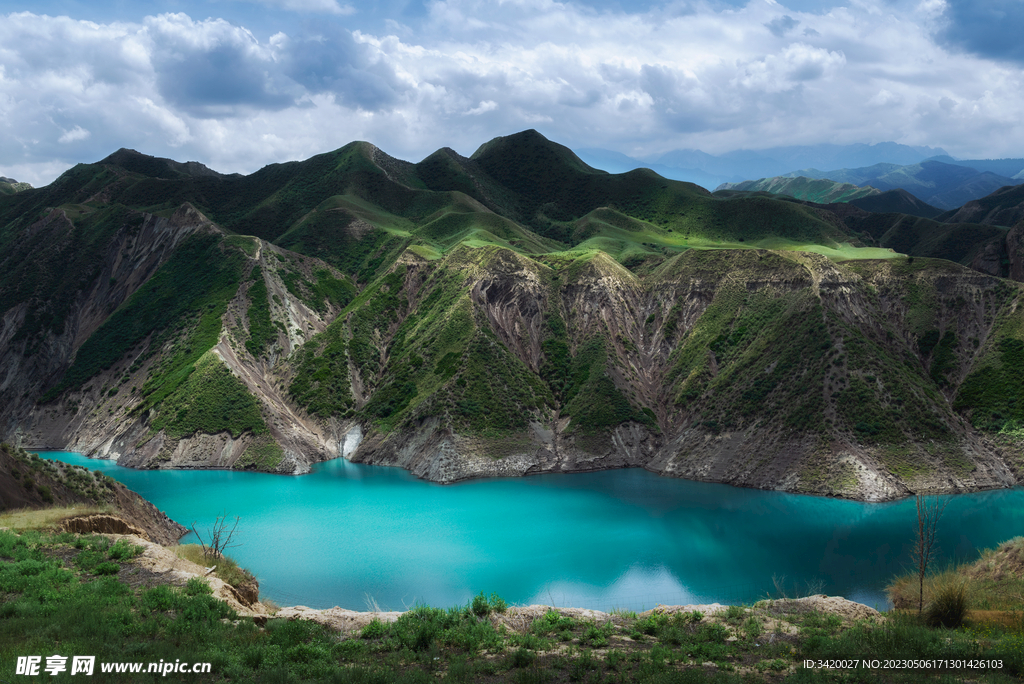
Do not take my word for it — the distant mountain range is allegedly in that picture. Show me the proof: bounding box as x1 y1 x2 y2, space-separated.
716 181 944 219
577 141 952 189
782 160 1023 210
714 176 881 205
577 144 1024 211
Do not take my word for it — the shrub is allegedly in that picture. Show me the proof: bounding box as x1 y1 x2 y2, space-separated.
37 485 53 503
92 562 122 575
505 648 535 669
471 591 490 617
184 577 212 596
532 610 578 635
107 539 143 561
142 585 181 612
361 618 387 639
925 575 969 628
632 612 667 636
471 591 507 616
74 549 106 572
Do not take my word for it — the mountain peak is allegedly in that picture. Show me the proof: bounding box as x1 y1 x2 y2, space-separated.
471 130 602 174
99 148 224 180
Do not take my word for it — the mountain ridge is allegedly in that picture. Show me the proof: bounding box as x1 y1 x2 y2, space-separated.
2 130 1023 501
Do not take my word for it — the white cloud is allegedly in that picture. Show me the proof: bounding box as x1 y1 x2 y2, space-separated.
465 100 498 115
259 0 356 14
734 43 846 93
57 125 90 143
0 1 1022 187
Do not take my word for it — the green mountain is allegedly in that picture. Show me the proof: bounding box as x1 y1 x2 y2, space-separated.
1 130 1022 501
938 183 1024 228
715 178 944 219
848 189 943 219
715 176 881 204
712 182 1018 277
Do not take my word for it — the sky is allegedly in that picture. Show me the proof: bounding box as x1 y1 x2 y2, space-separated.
1 0 1022 186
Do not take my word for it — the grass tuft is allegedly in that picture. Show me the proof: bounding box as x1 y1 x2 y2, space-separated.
925 574 970 628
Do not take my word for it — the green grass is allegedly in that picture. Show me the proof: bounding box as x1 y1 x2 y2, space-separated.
1 204 142 354
288 325 355 419
957 338 1024 432
5 523 1024 683
561 337 653 434
149 351 267 439
222 235 259 257
234 436 285 471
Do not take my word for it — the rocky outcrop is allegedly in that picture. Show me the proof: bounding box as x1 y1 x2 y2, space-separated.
60 514 148 539
342 249 1022 501
970 240 1004 276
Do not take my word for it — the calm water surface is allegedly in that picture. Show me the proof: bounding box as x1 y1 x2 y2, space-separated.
38 451 1024 612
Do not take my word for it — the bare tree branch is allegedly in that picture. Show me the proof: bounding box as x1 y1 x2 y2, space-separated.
192 513 242 559
911 494 949 616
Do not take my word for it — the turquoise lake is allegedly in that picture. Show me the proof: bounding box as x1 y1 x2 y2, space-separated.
37 451 1024 613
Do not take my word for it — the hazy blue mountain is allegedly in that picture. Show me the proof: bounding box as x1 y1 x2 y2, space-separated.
927 156 1024 179
789 160 1023 210
714 176 881 204
656 142 947 180
578 141 947 191
575 148 734 188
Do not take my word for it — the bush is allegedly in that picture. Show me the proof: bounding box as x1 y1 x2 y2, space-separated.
107 539 143 561
361 618 387 639
184 577 212 596
92 562 122 576
37 485 53 503
925 575 969 628
142 585 182 612
505 648 535 669
471 591 507 616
